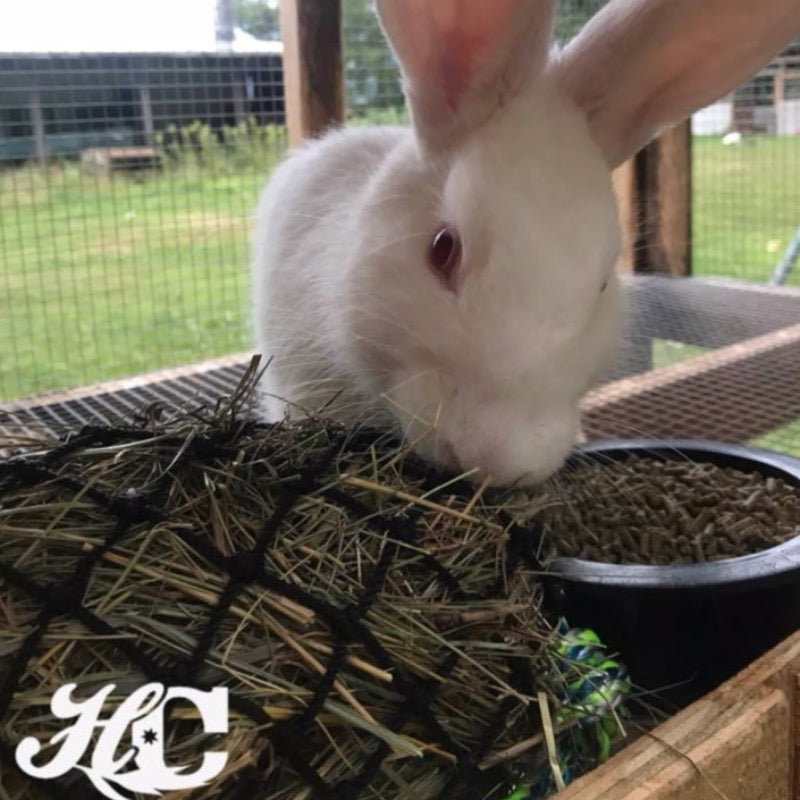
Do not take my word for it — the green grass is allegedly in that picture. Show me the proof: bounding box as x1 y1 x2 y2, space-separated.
1 130 800 417
651 340 709 369
1 129 287 400
692 135 800 283
752 418 800 458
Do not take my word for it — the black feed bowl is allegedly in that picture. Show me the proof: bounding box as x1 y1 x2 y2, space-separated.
543 439 800 708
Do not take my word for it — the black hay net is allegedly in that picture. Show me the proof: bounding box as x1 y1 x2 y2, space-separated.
0 411 551 800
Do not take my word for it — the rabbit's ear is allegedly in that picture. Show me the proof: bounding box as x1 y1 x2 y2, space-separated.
556 0 800 168
376 0 556 154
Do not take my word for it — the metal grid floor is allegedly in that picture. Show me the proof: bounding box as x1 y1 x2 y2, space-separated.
1 355 250 441
3 275 800 457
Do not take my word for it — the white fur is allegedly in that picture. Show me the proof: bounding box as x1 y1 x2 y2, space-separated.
253 0 800 486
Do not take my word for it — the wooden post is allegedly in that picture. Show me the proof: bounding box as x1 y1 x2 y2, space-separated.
138 86 155 145
614 120 692 276
215 0 235 52
657 120 692 275
612 159 636 273
279 0 344 146
30 90 47 168
775 66 786 105
233 82 247 125
774 66 786 135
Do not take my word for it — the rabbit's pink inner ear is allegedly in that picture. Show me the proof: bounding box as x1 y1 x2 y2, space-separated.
428 0 538 105
376 0 555 151
435 32 491 111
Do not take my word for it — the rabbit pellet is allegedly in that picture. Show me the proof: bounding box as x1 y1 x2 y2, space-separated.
546 457 800 565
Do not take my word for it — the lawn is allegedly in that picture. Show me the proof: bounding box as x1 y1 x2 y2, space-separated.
692 135 800 283
1 131 799 413
1 129 287 400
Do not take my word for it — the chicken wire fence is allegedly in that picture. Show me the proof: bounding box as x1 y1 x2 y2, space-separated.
1 1 800 458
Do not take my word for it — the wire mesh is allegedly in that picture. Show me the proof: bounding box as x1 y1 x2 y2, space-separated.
339 0 609 119
5 275 800 462
342 0 404 123
692 41 800 285
582 275 800 458
2 1 800 466
0 47 286 403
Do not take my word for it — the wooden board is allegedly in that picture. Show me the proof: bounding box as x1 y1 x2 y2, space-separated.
584 322 800 441
613 122 692 277
279 0 344 146
557 629 800 800
81 146 161 172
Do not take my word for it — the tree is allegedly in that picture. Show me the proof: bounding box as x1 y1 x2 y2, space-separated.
234 0 280 41
216 0 235 48
553 0 607 44
233 0 400 111
342 0 403 112
235 0 606 115
339 0 607 112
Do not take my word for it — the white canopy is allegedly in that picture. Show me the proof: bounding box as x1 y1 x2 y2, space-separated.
0 0 283 54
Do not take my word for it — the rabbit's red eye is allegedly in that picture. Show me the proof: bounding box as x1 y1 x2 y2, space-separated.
428 226 462 287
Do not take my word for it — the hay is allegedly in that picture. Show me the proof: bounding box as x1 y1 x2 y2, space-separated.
0 363 625 800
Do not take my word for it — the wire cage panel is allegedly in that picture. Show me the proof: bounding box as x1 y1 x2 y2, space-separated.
2 1 800 465
5 276 800 462
692 41 800 286
0 48 287 402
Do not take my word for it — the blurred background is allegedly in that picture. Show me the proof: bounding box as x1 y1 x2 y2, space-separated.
0 0 798 402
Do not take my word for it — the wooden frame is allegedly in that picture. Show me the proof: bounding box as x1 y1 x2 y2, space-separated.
584 321 800 441
615 121 692 276
558 629 800 800
584 277 800 441
279 0 344 146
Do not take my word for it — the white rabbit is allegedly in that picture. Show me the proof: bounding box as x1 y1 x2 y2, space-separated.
253 0 800 486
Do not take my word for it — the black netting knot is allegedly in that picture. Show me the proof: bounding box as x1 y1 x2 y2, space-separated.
108 488 162 524
226 551 264 584
187 433 230 460
42 580 86 614
327 779 362 800
271 717 312 755
158 660 195 687
324 606 363 643
293 468 319 495
387 510 417 541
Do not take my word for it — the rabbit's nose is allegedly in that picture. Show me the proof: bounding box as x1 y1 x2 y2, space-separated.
447 440 530 487
433 436 495 481
432 437 459 471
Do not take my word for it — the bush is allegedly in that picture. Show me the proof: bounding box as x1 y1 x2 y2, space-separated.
154 119 287 174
